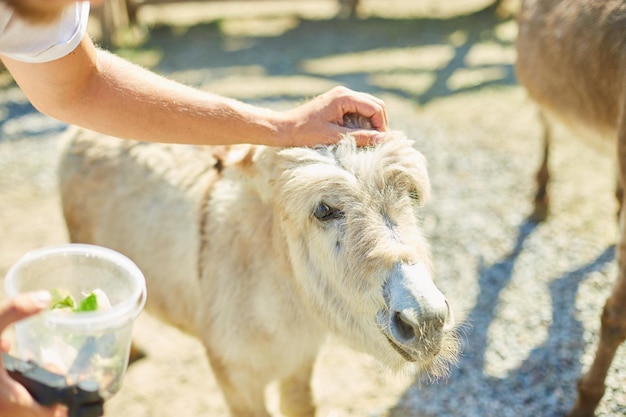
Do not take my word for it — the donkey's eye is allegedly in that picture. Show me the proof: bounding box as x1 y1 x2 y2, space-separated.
314 202 344 221
408 190 421 204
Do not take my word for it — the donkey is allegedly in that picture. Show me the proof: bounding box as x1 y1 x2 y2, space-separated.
58 121 459 417
516 1 626 416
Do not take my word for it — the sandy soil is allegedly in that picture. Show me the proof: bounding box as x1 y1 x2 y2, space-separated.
1 1 625 416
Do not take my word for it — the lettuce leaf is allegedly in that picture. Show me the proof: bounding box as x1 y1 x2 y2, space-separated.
76 292 99 312
50 289 76 310
49 289 101 312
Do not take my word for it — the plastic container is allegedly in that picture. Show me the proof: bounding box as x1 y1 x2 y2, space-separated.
4 244 147 399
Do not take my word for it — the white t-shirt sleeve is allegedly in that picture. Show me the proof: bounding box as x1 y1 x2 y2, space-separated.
0 1 90 63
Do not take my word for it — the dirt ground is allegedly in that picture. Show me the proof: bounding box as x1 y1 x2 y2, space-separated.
1 0 625 416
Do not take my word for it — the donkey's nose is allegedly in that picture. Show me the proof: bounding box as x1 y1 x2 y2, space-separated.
382 263 455 359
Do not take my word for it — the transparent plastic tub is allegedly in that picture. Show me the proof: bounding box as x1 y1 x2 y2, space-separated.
4 244 147 399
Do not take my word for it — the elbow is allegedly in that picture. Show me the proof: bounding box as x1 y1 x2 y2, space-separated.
26 72 101 130
28 97 76 125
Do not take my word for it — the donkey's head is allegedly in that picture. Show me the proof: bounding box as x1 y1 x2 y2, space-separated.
250 133 459 378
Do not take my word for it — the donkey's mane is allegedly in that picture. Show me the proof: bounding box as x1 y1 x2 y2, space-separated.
277 134 430 202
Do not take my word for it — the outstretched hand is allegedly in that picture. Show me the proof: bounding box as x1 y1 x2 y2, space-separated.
278 86 388 147
0 292 67 417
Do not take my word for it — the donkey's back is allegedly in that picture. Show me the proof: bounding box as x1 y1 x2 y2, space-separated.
516 0 625 141
59 128 225 334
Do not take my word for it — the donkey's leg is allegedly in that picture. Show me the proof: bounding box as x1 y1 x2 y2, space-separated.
279 361 316 417
531 111 551 222
567 269 626 417
567 126 626 417
209 355 271 417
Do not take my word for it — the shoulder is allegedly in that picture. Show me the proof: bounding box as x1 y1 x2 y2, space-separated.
0 2 90 63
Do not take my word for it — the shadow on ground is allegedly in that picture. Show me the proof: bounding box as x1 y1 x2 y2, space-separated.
390 217 616 417
118 1 516 105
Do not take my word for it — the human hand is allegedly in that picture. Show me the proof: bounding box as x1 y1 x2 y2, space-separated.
0 291 67 417
277 86 388 147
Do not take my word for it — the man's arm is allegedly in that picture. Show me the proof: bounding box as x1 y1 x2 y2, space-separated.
1 34 387 147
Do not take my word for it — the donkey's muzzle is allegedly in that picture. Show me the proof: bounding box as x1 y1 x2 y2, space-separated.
379 263 453 362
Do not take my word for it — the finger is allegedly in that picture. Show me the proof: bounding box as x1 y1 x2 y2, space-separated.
348 130 386 147
0 291 51 334
368 107 388 132
24 402 68 417
52 404 69 417
0 339 10 352
16 400 68 417
357 92 388 128
340 96 388 132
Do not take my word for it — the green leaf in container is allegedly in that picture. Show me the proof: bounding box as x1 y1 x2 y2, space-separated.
50 289 76 310
76 292 99 312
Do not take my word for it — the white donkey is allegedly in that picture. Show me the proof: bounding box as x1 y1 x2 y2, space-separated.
58 120 459 417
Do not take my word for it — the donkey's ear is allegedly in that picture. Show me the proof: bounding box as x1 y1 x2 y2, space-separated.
235 145 282 204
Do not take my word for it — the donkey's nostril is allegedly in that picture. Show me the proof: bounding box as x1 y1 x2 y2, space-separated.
393 311 417 341
391 301 450 345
